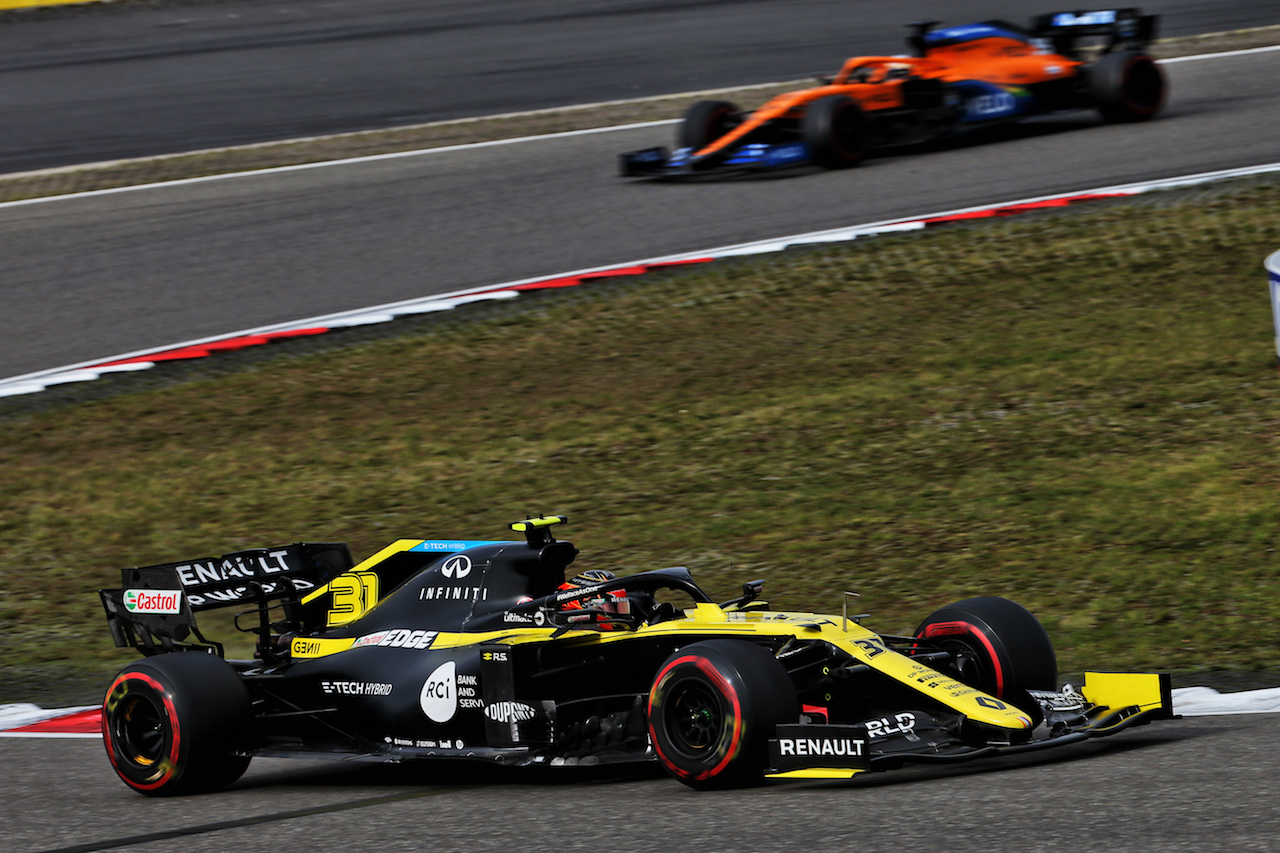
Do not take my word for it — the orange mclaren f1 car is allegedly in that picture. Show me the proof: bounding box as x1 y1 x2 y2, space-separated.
620 8 1166 178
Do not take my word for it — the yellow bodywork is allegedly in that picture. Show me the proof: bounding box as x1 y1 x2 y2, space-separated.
1081 671 1171 718
767 768 863 780
290 595 1032 731
300 539 422 626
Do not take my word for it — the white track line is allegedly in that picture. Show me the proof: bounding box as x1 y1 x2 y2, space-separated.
1161 43 1280 63
0 120 676 211
2 42 1274 212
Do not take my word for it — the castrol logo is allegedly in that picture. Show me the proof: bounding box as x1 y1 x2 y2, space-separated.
122 589 183 614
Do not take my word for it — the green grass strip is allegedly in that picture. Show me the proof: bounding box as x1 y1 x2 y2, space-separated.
2 181 1279 694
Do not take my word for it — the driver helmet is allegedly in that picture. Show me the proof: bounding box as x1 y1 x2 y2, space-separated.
558 569 629 616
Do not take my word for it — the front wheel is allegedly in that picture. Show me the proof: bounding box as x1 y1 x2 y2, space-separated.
1088 51 1166 122
648 640 797 789
679 99 741 151
913 596 1057 723
102 653 252 796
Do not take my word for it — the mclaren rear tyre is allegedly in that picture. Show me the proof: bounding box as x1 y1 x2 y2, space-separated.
679 99 741 150
648 640 797 789
1088 51 1166 122
914 596 1058 725
102 653 252 796
802 94 870 169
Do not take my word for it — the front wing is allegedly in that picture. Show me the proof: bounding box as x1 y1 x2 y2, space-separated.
619 142 814 178
766 671 1174 780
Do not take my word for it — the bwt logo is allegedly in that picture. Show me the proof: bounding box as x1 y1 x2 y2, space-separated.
441 555 472 580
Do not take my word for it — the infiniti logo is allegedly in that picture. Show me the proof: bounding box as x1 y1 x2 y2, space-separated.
441 555 472 579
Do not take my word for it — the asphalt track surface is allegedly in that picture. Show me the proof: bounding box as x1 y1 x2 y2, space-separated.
2 0 1278 174
3 712 1278 853
3 43 1280 380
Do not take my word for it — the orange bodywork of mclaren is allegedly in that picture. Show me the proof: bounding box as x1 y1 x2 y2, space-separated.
619 9 1165 178
692 37 1083 162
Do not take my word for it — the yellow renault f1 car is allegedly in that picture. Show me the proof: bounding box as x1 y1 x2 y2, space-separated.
99 516 1173 795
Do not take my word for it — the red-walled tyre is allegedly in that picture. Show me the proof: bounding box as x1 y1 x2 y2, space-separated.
914 596 1057 724
102 653 252 796
647 640 797 789
1088 51 1166 122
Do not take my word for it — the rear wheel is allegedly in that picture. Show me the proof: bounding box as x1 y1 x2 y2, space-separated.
679 100 741 151
648 640 797 789
802 94 870 168
913 596 1057 723
1088 51 1166 122
102 653 252 796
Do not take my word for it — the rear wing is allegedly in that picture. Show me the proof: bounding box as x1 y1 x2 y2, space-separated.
99 542 353 657
1031 8 1158 56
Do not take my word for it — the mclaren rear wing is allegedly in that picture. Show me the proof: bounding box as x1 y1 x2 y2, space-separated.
1031 8 1158 56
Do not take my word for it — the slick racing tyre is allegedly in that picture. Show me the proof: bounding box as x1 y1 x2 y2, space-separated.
102 653 252 796
1088 51 1166 122
802 94 870 169
648 640 797 789
679 100 741 150
913 596 1057 724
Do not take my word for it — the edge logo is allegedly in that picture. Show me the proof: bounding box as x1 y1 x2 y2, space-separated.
420 661 457 723
352 629 437 650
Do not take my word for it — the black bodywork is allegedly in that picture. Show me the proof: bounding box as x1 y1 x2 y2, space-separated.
99 517 1175 793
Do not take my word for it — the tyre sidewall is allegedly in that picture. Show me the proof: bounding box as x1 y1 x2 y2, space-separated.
102 653 251 796
914 596 1057 718
1089 51 1165 121
647 640 795 789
